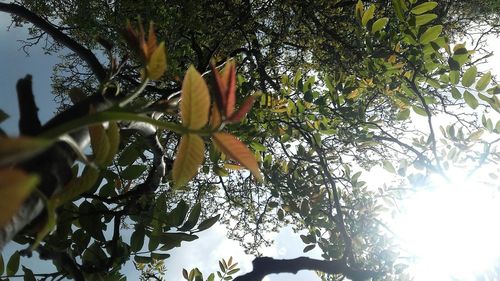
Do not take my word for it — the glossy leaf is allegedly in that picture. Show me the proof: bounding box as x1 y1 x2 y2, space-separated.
181 66 210 130
0 169 38 228
411 2 438 14
371 17 388 33
420 25 442 44
362 4 375 27
463 91 479 109
172 134 205 188
462 66 477 87
212 132 262 181
475 72 491 91
147 42 167 80
6 251 20 276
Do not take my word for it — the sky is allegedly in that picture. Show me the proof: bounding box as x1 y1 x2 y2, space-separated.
1 8 500 281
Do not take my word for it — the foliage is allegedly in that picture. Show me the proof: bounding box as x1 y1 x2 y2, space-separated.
0 0 499 280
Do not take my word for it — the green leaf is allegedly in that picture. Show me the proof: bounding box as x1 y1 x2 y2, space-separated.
172 134 205 188
250 142 266 152
362 4 376 26
463 91 479 109
7 251 20 276
0 170 38 228
167 200 189 227
449 70 460 85
22 266 36 281
462 66 477 87
122 165 147 180
303 244 316 253
151 253 171 260
382 160 396 173
130 227 145 252
475 72 491 91
197 214 220 231
415 13 437 26
371 17 388 33
412 105 428 116
396 109 410 120
134 255 153 264
118 144 141 166
451 87 462 99
0 254 4 275
411 2 438 14
419 25 442 44
179 203 202 231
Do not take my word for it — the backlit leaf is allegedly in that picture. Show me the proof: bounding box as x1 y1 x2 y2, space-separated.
147 42 167 80
412 105 428 116
382 160 396 173
105 122 120 165
362 4 375 27
0 169 38 228
172 134 205 188
181 66 210 130
463 91 479 109
371 17 388 33
411 2 438 15
419 25 442 44
89 123 110 166
475 72 491 91
462 66 477 87
212 132 262 181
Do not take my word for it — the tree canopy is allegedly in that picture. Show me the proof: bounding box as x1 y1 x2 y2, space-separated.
0 0 499 280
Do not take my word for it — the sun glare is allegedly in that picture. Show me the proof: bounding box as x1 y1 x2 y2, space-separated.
394 170 500 280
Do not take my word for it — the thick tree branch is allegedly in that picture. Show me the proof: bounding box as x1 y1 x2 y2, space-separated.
16 75 41 135
234 257 378 281
0 2 106 82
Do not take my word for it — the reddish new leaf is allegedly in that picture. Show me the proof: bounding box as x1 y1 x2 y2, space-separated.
172 134 205 188
227 96 255 123
212 132 262 181
180 66 210 129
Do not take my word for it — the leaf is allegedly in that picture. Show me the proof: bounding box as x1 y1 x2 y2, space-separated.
227 96 256 123
382 160 396 173
475 72 491 91
462 66 477 87
147 42 167 80
355 0 363 20
0 254 3 275
411 2 438 14
180 203 201 231
51 166 99 205
134 255 153 264
463 91 479 109
449 70 460 85
172 134 205 188
122 165 147 180
22 266 36 281
450 87 462 99
303 244 316 253
7 251 20 276
396 108 410 120
197 214 220 231
412 105 428 116
419 25 442 44
0 169 38 228
151 253 170 260
0 137 52 166
212 132 262 181
371 17 388 33
130 227 145 252
362 4 375 27
181 66 210 130
415 13 437 26
104 122 120 165
89 123 110 166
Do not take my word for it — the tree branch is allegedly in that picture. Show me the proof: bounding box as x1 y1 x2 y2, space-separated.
16 74 41 135
233 257 378 281
0 3 106 82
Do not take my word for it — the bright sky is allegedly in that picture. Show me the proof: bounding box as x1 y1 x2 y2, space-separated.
1 10 500 281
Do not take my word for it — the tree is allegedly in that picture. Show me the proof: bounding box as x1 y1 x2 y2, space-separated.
0 0 499 280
